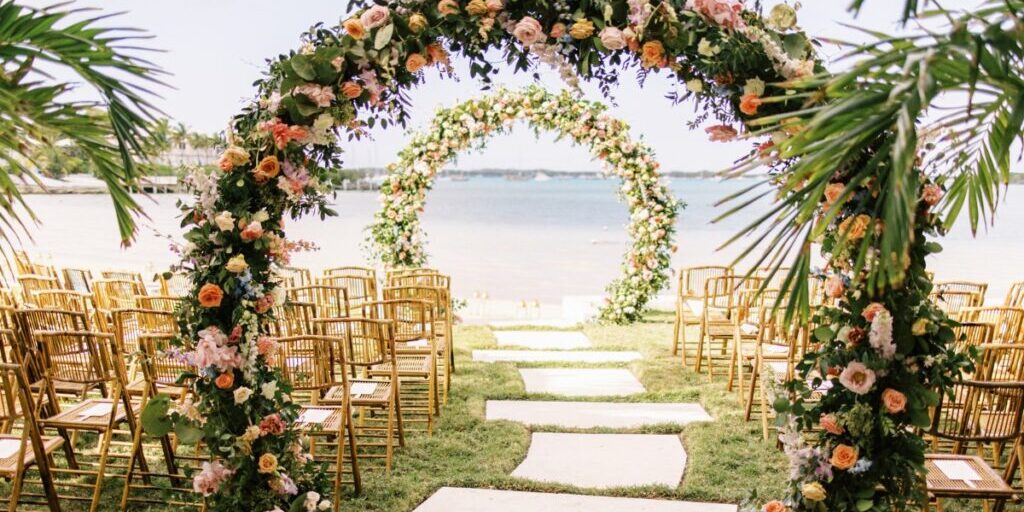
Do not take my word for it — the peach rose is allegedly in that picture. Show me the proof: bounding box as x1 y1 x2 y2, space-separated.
426 43 449 65
343 18 367 39
340 81 362 99
466 0 488 15
218 147 249 172
485 0 503 12
830 444 858 470
437 0 460 16
569 19 595 39
824 274 845 299
549 22 566 38
240 221 263 242
513 17 544 45
198 283 224 308
922 183 943 206
406 53 427 73
739 93 762 116
253 155 280 184
258 453 278 474
705 124 737 142
599 27 626 50
408 13 428 32
214 372 234 390
881 388 907 414
819 413 844 435
862 302 886 322
359 4 390 29
640 40 665 69
218 156 233 172
838 213 871 240
763 500 788 512
801 482 826 501
823 182 845 208
839 361 876 395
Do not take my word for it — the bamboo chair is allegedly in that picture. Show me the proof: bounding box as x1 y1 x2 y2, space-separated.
30 326 148 512
61 268 93 293
385 274 455 374
961 307 1024 344
729 288 781 399
288 285 350 320
135 295 186 313
0 362 63 511
936 280 989 301
100 271 148 296
317 274 377 317
752 267 790 291
120 331 200 510
672 265 731 366
325 266 377 279
272 301 317 336
955 322 996 352
315 318 411 450
385 268 440 280
1005 281 1024 309
368 298 441 415
743 306 802 440
110 308 180 391
695 275 764 381
17 309 102 399
382 286 450 405
280 266 313 288
925 379 1024 512
932 290 984 319
17 275 61 303
92 279 143 314
158 273 191 297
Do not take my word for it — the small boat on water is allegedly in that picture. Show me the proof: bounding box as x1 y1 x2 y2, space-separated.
534 172 552 182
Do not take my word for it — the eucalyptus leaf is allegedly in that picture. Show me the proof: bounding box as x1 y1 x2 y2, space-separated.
374 24 394 50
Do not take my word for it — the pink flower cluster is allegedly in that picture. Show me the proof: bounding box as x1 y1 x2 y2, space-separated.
193 460 233 497
279 160 311 197
259 413 286 436
269 474 298 496
258 118 311 149
256 336 279 364
293 83 336 108
191 326 242 372
686 0 745 29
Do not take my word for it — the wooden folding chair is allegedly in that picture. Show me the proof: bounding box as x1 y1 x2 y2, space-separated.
961 307 1024 343
671 265 731 366
318 274 378 316
382 286 450 405
931 289 984 319
288 285 350 319
157 273 190 297
100 271 148 297
695 275 763 381
61 268 93 293
1005 281 1024 309
0 362 63 511
272 301 317 336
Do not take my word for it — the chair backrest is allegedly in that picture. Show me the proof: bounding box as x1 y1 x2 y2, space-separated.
930 379 1024 445
678 266 731 298
953 322 995 352
135 295 186 313
274 335 335 392
279 266 312 288
314 318 393 368
272 301 316 336
92 279 143 311
324 266 377 279
368 299 433 343
382 285 445 322
1006 281 1024 308
111 308 178 356
100 270 148 296
934 280 987 305
287 285 350 319
930 289 982 316
960 307 1024 343
159 273 191 297
317 274 377 305
31 328 111 387
974 344 1024 382
30 290 93 314
138 333 192 391
61 267 93 293
387 273 450 290
17 275 61 301
386 267 440 280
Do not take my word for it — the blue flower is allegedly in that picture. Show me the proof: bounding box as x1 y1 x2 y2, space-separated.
850 459 873 475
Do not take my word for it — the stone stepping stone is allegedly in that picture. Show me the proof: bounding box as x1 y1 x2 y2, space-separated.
519 369 645 397
512 433 687 488
473 350 642 363
413 487 737 512
486 400 712 428
493 331 592 350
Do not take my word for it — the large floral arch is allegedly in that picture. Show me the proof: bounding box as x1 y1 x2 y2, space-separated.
148 1 967 511
367 86 679 324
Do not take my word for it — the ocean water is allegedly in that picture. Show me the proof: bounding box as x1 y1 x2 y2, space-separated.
19 177 1024 305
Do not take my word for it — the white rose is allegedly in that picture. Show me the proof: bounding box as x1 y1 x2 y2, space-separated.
261 380 278 400
685 79 704 93
234 387 253 404
214 211 235 232
225 254 248 273
743 78 766 96
697 38 720 57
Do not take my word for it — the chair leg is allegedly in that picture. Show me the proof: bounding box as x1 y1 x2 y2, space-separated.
694 323 706 374
384 399 395 473
671 305 681 356
89 426 116 512
344 405 361 494
394 381 406 448
744 360 760 422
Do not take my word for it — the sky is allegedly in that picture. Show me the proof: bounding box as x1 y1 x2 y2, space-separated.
27 0 978 172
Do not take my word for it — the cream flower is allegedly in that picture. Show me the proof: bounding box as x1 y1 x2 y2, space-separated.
686 79 704 93
214 211 235 232
225 254 248 274
234 387 253 404
697 38 720 57
261 380 278 400
743 77 766 96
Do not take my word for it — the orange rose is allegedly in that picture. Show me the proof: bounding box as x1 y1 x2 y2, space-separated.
253 155 280 184
437 0 460 16
640 40 665 69
838 213 871 240
198 283 224 308
823 182 845 208
740 93 763 116
215 372 234 390
340 81 362 99
819 413 844 435
218 155 234 172
426 43 449 65
343 18 367 39
830 444 858 470
862 302 886 322
764 500 789 512
257 453 278 474
406 53 427 73
881 388 907 414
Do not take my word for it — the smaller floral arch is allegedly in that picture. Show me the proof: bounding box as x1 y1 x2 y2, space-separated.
367 86 681 323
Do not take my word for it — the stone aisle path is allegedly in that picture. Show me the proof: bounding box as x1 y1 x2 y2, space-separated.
414 329 736 512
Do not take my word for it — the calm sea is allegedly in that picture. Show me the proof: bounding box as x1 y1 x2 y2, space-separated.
20 177 1024 305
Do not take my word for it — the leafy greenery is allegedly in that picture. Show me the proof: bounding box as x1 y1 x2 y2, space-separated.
0 1 163 246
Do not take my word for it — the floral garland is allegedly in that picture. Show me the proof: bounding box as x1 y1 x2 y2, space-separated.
366 86 679 324
139 0 962 510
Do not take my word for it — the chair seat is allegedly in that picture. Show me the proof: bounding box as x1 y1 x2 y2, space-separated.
0 434 64 476
925 454 1016 498
369 355 432 377
295 406 345 432
41 398 138 431
705 323 759 339
31 378 98 398
125 378 186 398
323 379 392 406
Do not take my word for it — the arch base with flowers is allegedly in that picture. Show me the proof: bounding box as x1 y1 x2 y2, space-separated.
143 0 967 510
367 86 679 324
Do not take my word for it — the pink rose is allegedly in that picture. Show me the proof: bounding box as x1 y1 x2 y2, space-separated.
549 22 566 38
240 221 263 242
819 414 844 435
359 5 390 29
259 413 286 436
293 83 335 108
921 184 943 206
882 388 907 414
485 0 503 11
705 124 738 142
686 0 745 29
513 17 545 45
839 361 876 395
192 460 233 497
862 302 886 322
599 27 627 50
824 274 845 299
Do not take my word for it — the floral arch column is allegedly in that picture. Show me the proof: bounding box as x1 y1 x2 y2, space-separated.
149 1 966 511
367 86 679 324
